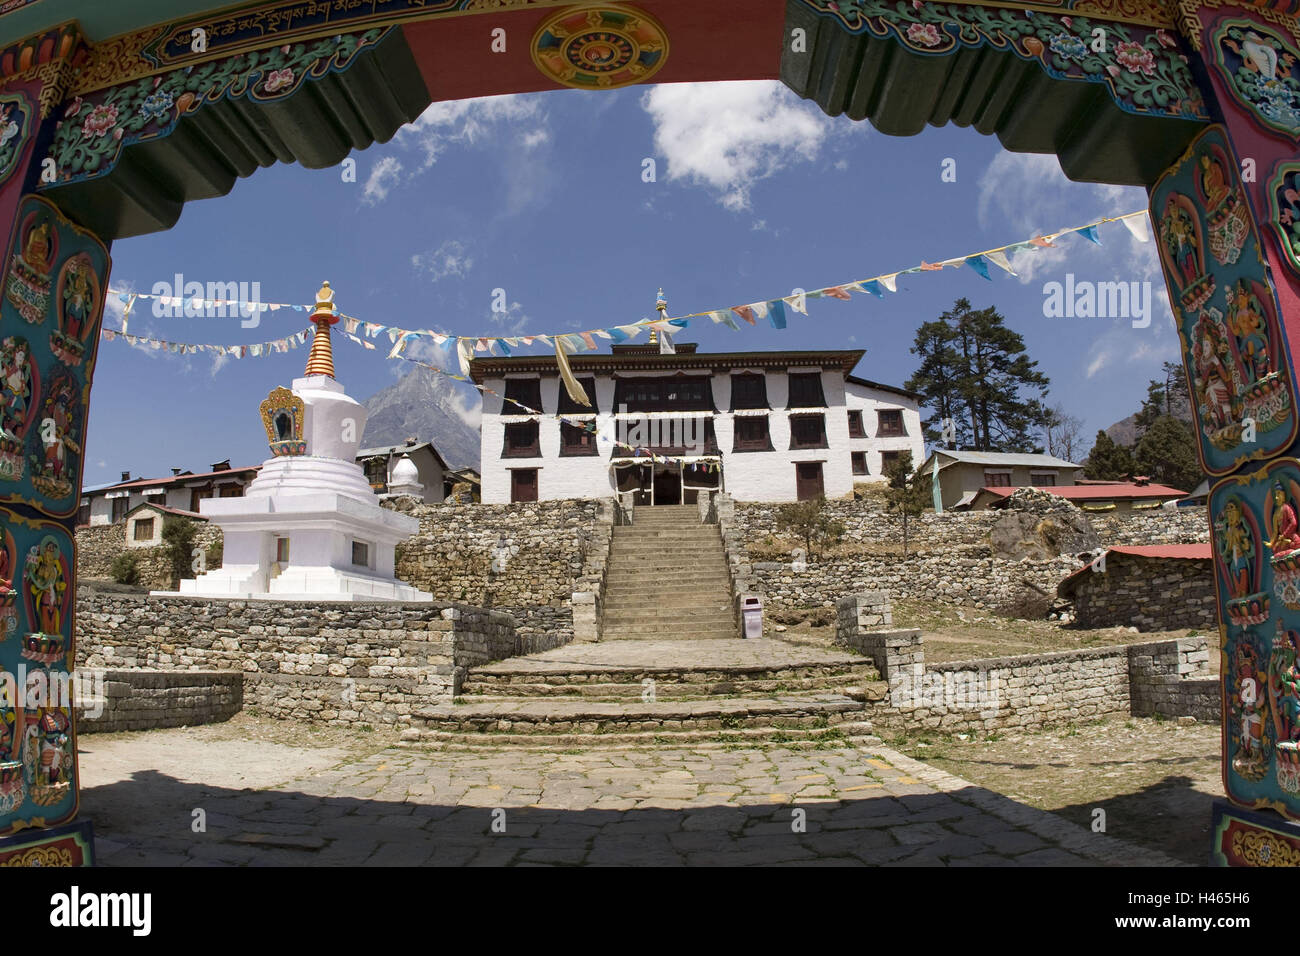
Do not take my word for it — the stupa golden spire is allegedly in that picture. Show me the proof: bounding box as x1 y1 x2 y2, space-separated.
305 280 339 378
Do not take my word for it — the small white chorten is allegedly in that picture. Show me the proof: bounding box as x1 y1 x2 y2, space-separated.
386 455 424 498
169 281 431 602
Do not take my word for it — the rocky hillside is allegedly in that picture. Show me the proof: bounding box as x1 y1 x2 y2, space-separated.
360 366 481 469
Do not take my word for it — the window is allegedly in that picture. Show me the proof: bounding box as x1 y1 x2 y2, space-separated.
1030 472 1056 487
111 498 128 523
795 462 824 501
557 377 599 414
363 457 387 491
560 421 598 456
76 502 89 526
881 450 902 473
511 468 538 503
985 471 1012 487
219 483 242 498
190 487 212 512
275 537 290 563
352 541 370 567
852 452 867 475
730 374 768 410
133 518 154 541
789 413 827 449
847 410 865 438
503 378 542 413
877 409 905 437
733 416 772 452
144 492 165 506
613 376 714 412
503 421 540 457
787 372 826 408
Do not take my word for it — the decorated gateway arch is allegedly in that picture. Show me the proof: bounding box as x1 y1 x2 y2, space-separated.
0 0 1295 865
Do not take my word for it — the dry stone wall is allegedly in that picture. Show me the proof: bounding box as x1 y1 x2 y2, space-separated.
385 497 601 644
835 592 1219 733
1064 553 1216 632
77 669 242 734
74 593 531 726
77 521 222 590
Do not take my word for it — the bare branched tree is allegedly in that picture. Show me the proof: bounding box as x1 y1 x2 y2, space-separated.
1042 404 1090 463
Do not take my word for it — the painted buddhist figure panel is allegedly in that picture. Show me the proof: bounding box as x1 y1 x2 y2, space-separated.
0 196 108 518
1152 126 1296 475
0 510 77 835
1211 459 1300 820
1212 19 1300 141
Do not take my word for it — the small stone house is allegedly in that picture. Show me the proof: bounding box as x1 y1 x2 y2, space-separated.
971 480 1188 512
919 450 1082 511
1057 544 1215 632
124 503 207 548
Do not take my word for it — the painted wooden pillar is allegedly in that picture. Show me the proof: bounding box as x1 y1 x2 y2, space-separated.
0 25 110 865
1154 1 1300 863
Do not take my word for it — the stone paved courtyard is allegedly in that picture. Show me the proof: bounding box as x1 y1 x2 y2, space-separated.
80 718 1183 866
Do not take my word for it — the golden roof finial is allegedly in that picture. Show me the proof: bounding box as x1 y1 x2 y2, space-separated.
305 279 339 378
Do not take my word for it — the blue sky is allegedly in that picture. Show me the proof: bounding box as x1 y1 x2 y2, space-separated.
89 80 1175 486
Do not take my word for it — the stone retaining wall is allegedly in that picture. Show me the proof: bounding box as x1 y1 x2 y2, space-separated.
385 497 601 644
836 592 1219 733
77 669 242 734
74 594 532 726
1061 553 1216 632
77 521 223 590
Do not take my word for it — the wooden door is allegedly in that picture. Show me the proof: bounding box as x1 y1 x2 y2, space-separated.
795 462 823 501
511 468 538 502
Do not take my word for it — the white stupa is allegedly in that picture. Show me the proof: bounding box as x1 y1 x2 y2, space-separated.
169 281 431 602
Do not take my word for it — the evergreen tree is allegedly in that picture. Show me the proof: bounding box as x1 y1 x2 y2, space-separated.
906 298 1050 452
1083 430 1134 480
1133 415 1202 492
883 451 929 556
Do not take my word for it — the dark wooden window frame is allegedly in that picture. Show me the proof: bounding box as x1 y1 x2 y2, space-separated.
613 375 715 413
788 413 828 450
503 377 543 414
559 420 599 456
502 420 541 458
851 451 868 475
557 377 599 415
787 372 827 408
847 410 865 438
876 408 906 438
510 467 539 503
729 373 769 411
732 415 773 453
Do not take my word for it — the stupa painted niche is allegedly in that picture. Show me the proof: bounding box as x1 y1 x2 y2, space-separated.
167 282 430 602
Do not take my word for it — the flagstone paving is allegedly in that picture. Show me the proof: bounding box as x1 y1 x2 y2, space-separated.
470 638 865 674
80 720 1183 866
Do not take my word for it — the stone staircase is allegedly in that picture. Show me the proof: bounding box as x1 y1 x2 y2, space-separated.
400 639 888 750
600 505 736 641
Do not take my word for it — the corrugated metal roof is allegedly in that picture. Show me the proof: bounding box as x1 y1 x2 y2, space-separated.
981 482 1186 501
934 450 1081 469
1058 543 1211 594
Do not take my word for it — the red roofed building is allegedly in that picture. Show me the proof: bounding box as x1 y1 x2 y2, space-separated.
970 481 1187 512
1057 543 1215 631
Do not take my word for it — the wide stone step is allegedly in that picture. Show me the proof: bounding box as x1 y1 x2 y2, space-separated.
467 658 879 686
605 570 730 583
399 722 880 750
600 628 739 641
461 676 888 699
602 609 735 626
405 694 873 742
600 592 731 609
609 544 726 556
613 531 719 541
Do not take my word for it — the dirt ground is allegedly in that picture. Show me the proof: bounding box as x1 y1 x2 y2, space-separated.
775 597 1220 671
885 715 1222 865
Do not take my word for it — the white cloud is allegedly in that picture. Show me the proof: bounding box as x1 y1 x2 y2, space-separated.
450 389 481 429
398 94 547 171
640 80 848 212
411 240 474 283
362 155 403 205
976 151 1158 285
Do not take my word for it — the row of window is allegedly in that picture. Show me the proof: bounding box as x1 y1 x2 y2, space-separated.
79 482 246 525
499 372 847 414
505 461 832 503
502 409 908 458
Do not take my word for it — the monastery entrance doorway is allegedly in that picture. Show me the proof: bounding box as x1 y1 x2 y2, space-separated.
652 463 682 506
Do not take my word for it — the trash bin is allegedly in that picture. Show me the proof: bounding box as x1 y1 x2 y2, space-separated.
740 593 763 639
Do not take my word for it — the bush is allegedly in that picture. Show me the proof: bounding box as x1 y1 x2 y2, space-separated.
109 553 139 585
160 517 197 587
205 538 223 569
